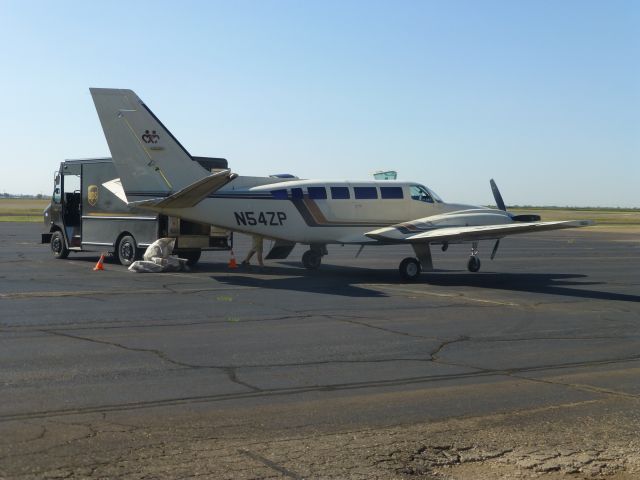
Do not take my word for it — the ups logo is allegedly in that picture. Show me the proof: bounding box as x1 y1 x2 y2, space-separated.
88 185 98 207
142 130 160 144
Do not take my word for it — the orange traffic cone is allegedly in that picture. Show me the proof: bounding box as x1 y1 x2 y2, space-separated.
93 253 106 271
228 250 238 269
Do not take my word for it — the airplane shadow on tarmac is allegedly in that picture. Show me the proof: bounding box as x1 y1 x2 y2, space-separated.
73 254 639 303
418 271 640 304
210 262 640 303
211 263 390 298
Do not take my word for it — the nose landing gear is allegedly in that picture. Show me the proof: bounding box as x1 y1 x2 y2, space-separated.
467 242 481 272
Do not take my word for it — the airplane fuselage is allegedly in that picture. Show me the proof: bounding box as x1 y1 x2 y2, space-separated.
157 178 510 244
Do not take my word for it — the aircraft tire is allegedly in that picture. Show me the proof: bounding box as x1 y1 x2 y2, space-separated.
302 250 322 270
51 231 69 259
467 256 481 272
399 257 421 281
117 235 138 266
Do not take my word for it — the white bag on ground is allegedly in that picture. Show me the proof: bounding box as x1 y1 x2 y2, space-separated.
128 238 188 273
143 237 175 261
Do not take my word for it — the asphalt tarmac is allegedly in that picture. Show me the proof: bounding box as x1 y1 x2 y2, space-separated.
1 222 639 479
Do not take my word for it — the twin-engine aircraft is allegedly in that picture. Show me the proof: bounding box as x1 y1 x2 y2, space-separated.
91 88 592 280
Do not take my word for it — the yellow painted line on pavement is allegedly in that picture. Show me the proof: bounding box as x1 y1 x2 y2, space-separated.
364 284 519 306
0 285 253 300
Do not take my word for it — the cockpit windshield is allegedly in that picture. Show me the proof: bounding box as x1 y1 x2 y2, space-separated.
410 185 442 203
427 187 442 203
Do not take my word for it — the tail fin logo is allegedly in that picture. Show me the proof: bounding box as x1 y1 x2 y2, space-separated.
142 130 160 144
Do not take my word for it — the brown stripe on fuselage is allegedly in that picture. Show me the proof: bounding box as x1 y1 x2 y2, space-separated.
301 198 404 226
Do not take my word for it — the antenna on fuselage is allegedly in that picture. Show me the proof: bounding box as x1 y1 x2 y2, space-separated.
373 170 397 180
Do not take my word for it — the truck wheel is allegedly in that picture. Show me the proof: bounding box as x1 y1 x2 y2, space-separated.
51 231 69 259
181 250 202 266
117 235 138 266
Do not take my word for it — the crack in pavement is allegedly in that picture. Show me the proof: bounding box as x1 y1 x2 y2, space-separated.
4 353 640 424
0 315 321 333
238 449 303 479
13 327 637 425
327 315 437 340
40 329 262 393
224 367 261 392
508 373 640 401
429 336 470 361
1 314 318 332
37 326 437 370
41 329 199 369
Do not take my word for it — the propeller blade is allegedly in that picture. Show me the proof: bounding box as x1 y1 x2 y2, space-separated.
490 239 501 260
490 179 507 211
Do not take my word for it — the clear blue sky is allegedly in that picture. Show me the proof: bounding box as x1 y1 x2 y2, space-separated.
0 0 638 207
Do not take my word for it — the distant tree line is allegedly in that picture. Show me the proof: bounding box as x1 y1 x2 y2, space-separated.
0 193 51 200
490 205 640 212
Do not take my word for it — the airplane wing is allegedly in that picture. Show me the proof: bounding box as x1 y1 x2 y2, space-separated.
128 170 237 209
366 219 593 244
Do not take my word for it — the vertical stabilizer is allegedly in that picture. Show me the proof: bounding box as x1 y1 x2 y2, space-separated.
90 88 208 198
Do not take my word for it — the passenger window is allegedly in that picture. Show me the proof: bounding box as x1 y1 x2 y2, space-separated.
380 187 403 199
410 185 433 203
354 187 378 200
291 188 304 199
330 187 350 199
271 189 288 199
308 187 327 199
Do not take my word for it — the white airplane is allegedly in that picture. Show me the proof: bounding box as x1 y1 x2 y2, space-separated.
90 88 592 280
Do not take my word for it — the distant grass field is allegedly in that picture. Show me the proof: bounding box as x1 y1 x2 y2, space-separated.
0 198 50 222
509 207 640 228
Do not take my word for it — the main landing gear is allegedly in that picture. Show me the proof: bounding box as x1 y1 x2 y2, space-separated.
467 242 481 272
399 257 421 281
301 244 327 270
398 244 432 282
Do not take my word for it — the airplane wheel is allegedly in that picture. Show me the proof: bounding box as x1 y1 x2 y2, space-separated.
302 250 322 269
467 256 481 273
399 257 421 281
50 231 69 259
117 235 138 266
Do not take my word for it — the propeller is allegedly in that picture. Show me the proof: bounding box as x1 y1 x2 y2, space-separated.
490 239 501 260
489 179 506 258
488 179 541 260
490 178 506 211
490 179 541 222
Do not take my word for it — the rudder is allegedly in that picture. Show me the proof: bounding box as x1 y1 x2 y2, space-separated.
90 88 208 199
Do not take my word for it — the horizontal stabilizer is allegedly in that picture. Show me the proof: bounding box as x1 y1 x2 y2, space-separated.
130 170 237 209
